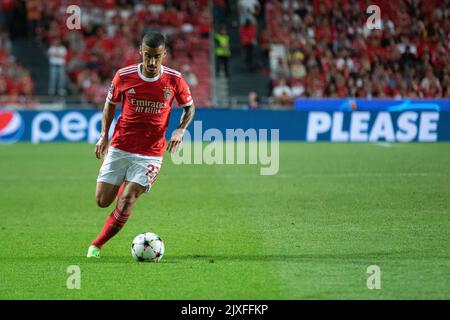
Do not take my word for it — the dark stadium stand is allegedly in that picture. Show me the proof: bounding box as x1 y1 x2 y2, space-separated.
226 4 271 106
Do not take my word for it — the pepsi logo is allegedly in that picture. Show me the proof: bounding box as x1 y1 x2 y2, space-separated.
0 110 25 143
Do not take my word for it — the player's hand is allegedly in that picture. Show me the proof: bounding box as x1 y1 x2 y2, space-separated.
95 135 109 159
166 128 185 153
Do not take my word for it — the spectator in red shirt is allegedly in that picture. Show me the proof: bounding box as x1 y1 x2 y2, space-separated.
0 0 14 32
239 18 257 71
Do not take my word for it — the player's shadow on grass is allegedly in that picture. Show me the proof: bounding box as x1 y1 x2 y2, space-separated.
166 252 420 263
78 254 312 264
4 250 420 264
79 250 429 264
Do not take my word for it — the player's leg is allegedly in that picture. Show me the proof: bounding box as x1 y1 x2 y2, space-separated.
95 182 121 208
89 181 145 256
104 156 162 243
116 181 146 213
88 187 125 258
88 152 162 258
95 146 129 208
88 147 128 257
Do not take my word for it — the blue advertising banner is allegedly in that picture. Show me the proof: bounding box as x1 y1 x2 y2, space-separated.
0 108 449 143
294 98 450 112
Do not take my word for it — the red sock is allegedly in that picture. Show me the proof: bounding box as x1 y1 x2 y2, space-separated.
116 182 125 201
92 207 130 249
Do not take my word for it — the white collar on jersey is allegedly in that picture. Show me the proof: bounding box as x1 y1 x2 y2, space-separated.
137 64 164 82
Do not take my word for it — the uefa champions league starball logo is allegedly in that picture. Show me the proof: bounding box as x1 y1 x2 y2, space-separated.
0 110 25 144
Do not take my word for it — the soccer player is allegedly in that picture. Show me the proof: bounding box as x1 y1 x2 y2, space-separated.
87 32 195 258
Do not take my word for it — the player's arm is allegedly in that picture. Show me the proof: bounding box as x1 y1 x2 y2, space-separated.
167 103 195 153
96 71 122 159
95 101 116 159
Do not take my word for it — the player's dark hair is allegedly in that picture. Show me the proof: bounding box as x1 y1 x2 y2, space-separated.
141 32 166 48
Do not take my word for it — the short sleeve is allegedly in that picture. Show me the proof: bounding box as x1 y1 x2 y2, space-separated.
175 76 194 107
106 71 123 104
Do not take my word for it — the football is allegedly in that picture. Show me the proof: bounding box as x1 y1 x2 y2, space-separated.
131 232 165 262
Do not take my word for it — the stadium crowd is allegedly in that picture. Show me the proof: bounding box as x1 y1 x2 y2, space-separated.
253 0 450 106
1 0 450 109
0 0 37 107
25 0 212 107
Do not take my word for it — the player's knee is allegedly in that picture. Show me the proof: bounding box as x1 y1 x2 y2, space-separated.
96 194 112 208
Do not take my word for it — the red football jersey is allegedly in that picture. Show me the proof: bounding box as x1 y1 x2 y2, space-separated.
106 63 194 156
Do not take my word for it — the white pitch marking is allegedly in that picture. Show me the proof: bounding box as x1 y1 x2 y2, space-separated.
374 142 392 148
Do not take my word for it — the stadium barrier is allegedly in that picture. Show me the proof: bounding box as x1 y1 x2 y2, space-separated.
1 107 449 143
294 98 450 112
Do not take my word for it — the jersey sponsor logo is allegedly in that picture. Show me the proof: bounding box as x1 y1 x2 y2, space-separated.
130 98 165 114
0 110 25 143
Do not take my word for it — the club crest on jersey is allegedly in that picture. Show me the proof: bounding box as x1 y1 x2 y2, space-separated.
163 87 172 101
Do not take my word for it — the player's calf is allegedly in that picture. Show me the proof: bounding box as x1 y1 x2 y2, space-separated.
116 182 145 213
90 207 130 250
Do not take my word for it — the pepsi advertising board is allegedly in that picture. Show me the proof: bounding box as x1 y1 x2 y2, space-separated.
0 110 113 144
0 108 449 143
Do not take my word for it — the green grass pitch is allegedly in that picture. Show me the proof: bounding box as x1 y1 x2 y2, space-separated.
0 142 449 299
